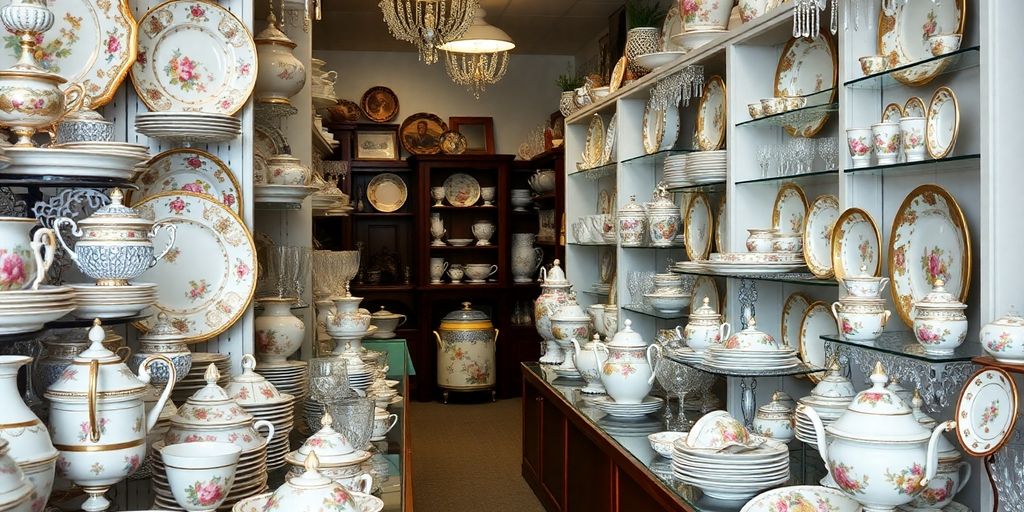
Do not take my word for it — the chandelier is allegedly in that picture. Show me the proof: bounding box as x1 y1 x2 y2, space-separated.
440 8 515 98
378 0 478 64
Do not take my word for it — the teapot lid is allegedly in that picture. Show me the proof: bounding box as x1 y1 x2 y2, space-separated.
689 297 720 320
171 364 254 427
915 280 966 310
809 363 857 399
254 11 297 48
371 306 403 320
272 452 356 510
541 260 570 287
609 319 645 347
441 302 490 322
45 319 150 398
78 189 151 228
827 362 931 442
646 182 676 210
618 195 645 214
225 355 283 403
292 412 357 463
139 312 185 343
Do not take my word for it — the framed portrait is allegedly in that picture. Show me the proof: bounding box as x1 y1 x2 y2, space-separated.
355 128 400 161
399 113 447 155
449 116 495 154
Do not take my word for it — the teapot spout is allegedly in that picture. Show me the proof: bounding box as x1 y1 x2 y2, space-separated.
924 420 957 487
798 405 830 465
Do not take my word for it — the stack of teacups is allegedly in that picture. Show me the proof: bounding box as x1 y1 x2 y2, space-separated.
511 189 533 212
643 273 692 314
832 266 892 343
225 355 297 471
794 364 857 446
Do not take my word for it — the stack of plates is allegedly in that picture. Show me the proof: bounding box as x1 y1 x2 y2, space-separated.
240 393 296 471
685 150 728 185
669 347 703 363
663 154 689 188
697 252 807 274
253 184 320 205
705 346 801 371
0 285 76 334
136 112 242 144
68 283 157 319
795 399 849 446
592 395 664 418
150 440 269 511
254 360 309 429
53 141 150 160
171 353 231 404
4 146 146 180
673 435 790 500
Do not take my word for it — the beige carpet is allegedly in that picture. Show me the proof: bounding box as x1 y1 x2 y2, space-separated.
411 398 545 512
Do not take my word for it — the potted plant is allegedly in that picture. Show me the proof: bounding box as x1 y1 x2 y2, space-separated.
556 72 585 117
625 1 667 77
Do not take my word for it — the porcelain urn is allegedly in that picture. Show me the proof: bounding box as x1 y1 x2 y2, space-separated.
0 355 57 512
434 302 498 391
912 280 967 355
254 12 306 106
645 183 681 248
511 233 544 283
535 260 572 364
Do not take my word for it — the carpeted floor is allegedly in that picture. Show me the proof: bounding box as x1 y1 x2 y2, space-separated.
410 398 545 512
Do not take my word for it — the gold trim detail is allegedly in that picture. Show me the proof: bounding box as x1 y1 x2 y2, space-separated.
803 194 839 279
797 301 834 384
877 0 967 87
830 207 882 280
771 183 808 233
695 75 726 151
773 30 838 138
684 192 713 262
925 86 960 159
54 438 145 452
127 148 243 219
954 367 1017 457
0 419 41 429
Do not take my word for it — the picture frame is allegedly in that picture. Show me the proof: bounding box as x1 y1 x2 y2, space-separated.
449 116 495 155
355 127 400 161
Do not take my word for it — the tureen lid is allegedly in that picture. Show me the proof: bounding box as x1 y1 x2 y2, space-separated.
646 182 676 210
809 363 856 399
441 302 490 323
254 12 297 48
77 189 152 228
371 306 403 320
827 362 931 442
552 297 588 321
45 319 149 398
292 412 357 463
540 259 570 287
138 312 185 343
618 195 645 215
915 280 967 311
843 264 886 283
608 319 645 347
224 355 284 404
271 452 356 511
722 318 779 350
267 153 303 165
171 365 254 427
986 308 1024 328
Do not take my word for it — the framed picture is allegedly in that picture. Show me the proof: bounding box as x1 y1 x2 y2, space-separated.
355 128 400 161
449 116 495 154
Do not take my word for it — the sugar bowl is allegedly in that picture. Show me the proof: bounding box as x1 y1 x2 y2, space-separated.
980 309 1024 363
832 296 890 342
912 280 967 355
682 297 730 353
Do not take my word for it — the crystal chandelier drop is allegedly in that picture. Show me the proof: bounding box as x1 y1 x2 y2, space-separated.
378 0 478 64
439 8 515 98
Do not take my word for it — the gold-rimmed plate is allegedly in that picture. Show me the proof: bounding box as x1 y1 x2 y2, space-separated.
771 183 808 233
882 103 903 123
696 76 726 151
831 207 881 280
366 172 407 212
715 195 726 253
684 192 713 261
603 114 617 165
774 32 837 138
878 0 966 86
904 96 926 117
609 57 627 94
781 292 811 350
135 148 242 217
888 184 970 327
955 367 1018 457
803 194 840 279
926 86 959 159
642 98 665 155
587 114 605 164
798 301 837 382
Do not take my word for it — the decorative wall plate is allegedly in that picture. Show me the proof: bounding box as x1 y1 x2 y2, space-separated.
771 183 808 233
804 194 840 278
691 276 720 315
904 96 926 117
684 193 713 261
798 301 836 380
882 103 903 123
587 114 606 164
696 76 726 151
831 207 881 280
926 86 959 159
781 292 811 349
955 367 1018 457
439 131 467 155
878 0 966 86
642 99 665 155
360 86 399 123
715 196 726 252
774 33 837 137
609 57 627 93
443 173 481 207
888 184 970 326
0 0 137 108
132 0 256 114
135 148 241 216
603 114 617 165
134 191 256 343
598 188 612 215
366 173 407 212
400 112 448 155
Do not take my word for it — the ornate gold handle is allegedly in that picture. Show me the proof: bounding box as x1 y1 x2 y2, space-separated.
88 359 100 442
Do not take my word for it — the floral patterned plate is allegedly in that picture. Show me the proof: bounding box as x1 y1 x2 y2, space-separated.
772 183 808 234
442 173 481 207
926 86 959 159
798 301 836 381
603 114 617 165
904 96 926 117
642 98 665 155
781 292 811 349
134 149 241 216
696 75 726 151
715 195 726 252
366 172 407 212
888 184 970 327
774 33 837 137
740 485 860 512
586 114 605 164
879 0 966 86
134 191 256 343
831 207 881 280
132 1 257 114
684 192 713 262
955 367 1018 457
883 102 904 123
0 0 136 108
804 194 840 278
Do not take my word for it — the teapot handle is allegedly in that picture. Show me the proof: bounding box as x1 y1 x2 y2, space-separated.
29 228 56 290
830 301 844 331
487 265 498 277
397 314 408 328
493 328 499 344
323 70 338 84
924 421 957 487
433 331 442 349
52 217 81 261
140 354 176 432
646 344 662 385
878 277 891 294
386 413 399 433
87 359 100 442
353 473 372 494
149 222 178 267
114 346 132 363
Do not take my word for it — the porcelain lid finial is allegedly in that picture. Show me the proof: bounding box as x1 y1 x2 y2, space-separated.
109 188 124 205
870 361 886 383
204 363 220 384
304 450 320 474
321 412 333 428
88 318 104 346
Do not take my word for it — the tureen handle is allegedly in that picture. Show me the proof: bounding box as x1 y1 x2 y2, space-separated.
253 419 276 443
87 359 101 442
28 228 56 290
924 420 957 487
61 83 86 118
397 314 408 328
52 217 82 262
148 222 178 267
139 354 177 433
878 277 891 294
645 344 662 385
719 322 732 343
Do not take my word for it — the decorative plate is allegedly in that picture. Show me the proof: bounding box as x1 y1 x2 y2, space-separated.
603 114 617 165
715 195 726 252
804 194 840 278
926 86 959 159
443 173 481 207
132 1 256 114
691 276 720 315
662 5 683 51
642 98 665 155
740 485 860 512
609 57 627 94
134 148 242 216
134 191 256 343
684 193 713 262
781 292 811 349
955 367 1018 457
439 131 467 155
599 248 615 283
587 114 605 165
831 207 881 280
774 33 837 137
696 76 726 151
772 183 808 233
878 0 966 86
366 173 407 212
904 96 926 117
400 112 448 155
598 188 613 215
360 86 399 123
798 301 836 380
888 184 970 326
0 0 136 108
882 102 903 123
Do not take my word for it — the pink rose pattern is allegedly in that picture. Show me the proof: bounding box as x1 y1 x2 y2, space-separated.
832 462 868 494
980 400 999 430
164 49 208 93
848 136 871 156
886 463 926 495
184 476 226 507
0 248 29 290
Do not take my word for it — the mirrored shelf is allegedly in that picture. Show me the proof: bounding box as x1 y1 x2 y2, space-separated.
622 304 688 321
621 242 685 249
568 241 615 247
844 153 980 176
845 46 980 89
822 332 982 364
735 169 838 186
671 269 837 287
620 148 695 167
578 289 610 298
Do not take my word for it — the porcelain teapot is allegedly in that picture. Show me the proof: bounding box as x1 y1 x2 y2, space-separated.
572 334 606 395
593 319 660 404
45 320 175 512
683 297 730 353
801 362 953 512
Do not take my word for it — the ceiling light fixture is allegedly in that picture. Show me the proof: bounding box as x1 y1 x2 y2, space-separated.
439 8 515 99
378 0 478 65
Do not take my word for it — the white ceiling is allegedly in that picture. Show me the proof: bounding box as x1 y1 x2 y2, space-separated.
313 0 625 55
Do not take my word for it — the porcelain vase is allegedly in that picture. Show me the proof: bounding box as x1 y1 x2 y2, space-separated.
254 298 305 363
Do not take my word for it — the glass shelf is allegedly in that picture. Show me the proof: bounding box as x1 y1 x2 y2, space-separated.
569 160 616 179
736 89 837 129
822 332 983 364
845 46 980 89
620 148 695 166
672 268 838 287
845 153 980 176
621 242 685 249
666 181 726 193
579 289 610 298
622 304 688 321
668 358 827 378
735 169 838 186
568 241 615 247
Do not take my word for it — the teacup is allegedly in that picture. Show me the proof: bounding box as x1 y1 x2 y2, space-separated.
832 301 890 342
846 128 873 168
871 122 901 165
0 218 56 291
771 232 803 253
760 97 786 116
746 229 775 253
160 441 241 512
686 411 754 451
781 96 806 111
859 55 887 76
431 187 446 206
747 103 763 119
464 264 497 282
928 34 962 56
371 410 398 439
446 267 464 283
900 117 927 162
841 276 890 298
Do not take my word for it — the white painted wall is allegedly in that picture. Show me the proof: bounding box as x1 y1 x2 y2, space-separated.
314 50 575 155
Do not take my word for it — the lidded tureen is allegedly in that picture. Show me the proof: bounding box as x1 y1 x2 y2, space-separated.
912 280 968 355
164 365 274 452
285 412 363 467
265 452 359 512
683 296 731 353
550 295 591 345
535 260 572 364
644 182 681 247
839 265 890 298
720 318 778 351
980 308 1024 362
265 154 311 186
801 362 953 512
593 319 660 404
753 391 795 443
55 189 177 286
617 195 647 247
45 319 175 512
253 12 306 107
224 354 287 406
131 312 191 386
